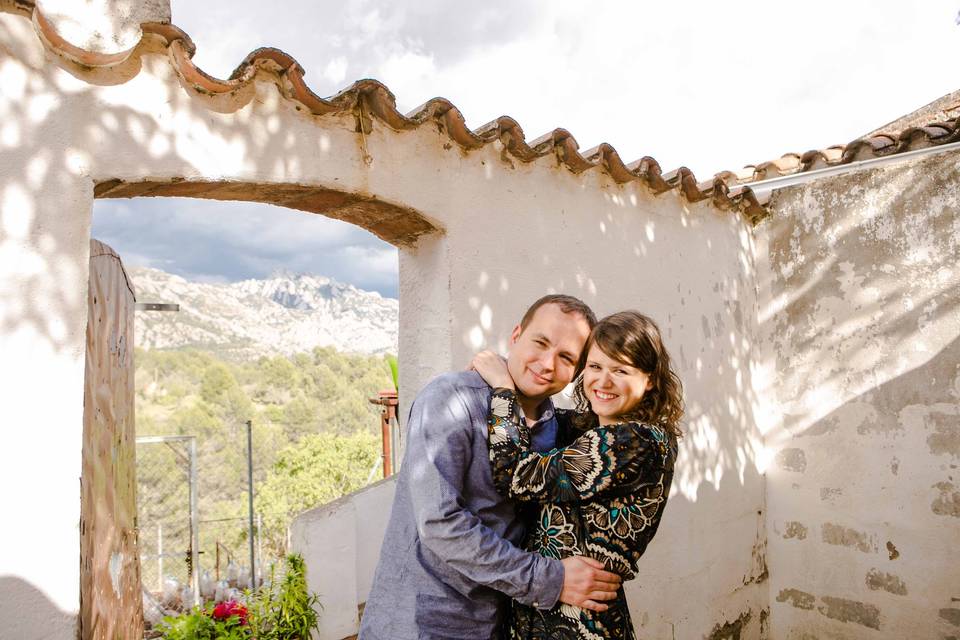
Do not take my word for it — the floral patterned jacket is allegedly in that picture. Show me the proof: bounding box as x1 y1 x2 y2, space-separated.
487 388 677 580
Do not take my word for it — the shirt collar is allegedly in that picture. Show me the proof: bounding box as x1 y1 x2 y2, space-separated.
526 398 555 428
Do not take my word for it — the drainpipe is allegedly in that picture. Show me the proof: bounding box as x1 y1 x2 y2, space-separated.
744 140 960 200
370 391 400 477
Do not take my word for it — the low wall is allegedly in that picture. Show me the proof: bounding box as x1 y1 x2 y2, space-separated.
758 152 960 638
290 478 396 640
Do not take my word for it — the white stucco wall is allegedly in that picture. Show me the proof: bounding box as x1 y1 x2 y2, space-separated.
1 3 765 638
0 11 95 632
757 153 960 639
290 479 396 640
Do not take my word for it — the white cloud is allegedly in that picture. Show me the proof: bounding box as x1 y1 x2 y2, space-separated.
92 198 400 297
322 56 348 85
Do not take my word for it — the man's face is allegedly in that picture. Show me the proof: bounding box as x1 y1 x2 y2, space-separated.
506 303 591 402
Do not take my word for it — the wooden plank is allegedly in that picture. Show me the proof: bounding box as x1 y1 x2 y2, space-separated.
80 239 143 639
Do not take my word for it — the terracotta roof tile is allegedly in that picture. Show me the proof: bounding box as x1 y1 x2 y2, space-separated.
12 1 960 226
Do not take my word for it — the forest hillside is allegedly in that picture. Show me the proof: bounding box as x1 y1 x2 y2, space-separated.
135 345 394 571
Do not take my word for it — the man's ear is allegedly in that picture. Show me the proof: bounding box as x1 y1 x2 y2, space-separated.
510 324 523 345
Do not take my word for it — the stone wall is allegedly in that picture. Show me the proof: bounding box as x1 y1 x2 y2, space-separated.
758 152 960 639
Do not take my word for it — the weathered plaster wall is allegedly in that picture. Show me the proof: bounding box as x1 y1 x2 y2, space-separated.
1 4 765 638
758 153 960 639
0 10 94 636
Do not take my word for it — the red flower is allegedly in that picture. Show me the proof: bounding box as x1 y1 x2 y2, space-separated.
212 600 248 625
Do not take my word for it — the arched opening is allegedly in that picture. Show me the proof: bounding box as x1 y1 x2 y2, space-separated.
82 178 441 628
93 179 439 247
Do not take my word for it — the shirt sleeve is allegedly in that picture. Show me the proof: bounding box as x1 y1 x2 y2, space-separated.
406 377 564 608
487 388 672 503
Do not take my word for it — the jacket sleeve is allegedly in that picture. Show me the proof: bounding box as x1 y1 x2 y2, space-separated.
487 388 672 503
406 377 564 608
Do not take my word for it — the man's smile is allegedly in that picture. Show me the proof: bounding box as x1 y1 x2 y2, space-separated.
529 369 553 384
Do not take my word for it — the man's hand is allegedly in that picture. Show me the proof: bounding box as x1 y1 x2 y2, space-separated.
558 556 622 612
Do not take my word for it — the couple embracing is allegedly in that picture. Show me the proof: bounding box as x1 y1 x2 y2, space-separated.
359 295 684 640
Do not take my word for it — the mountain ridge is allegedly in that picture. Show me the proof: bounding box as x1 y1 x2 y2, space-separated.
131 267 398 359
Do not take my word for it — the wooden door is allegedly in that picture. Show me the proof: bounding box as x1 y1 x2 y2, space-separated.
80 239 143 639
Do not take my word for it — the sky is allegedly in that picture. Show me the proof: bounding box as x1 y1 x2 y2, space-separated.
92 0 960 298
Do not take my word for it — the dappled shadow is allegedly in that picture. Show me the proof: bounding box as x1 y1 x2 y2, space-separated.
454 190 764 503
0 5 436 358
447 185 768 636
759 153 960 638
761 154 960 440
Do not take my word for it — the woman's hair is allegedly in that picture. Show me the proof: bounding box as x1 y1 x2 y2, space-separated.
572 311 684 438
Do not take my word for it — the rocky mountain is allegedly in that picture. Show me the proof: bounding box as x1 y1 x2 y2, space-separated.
130 267 398 359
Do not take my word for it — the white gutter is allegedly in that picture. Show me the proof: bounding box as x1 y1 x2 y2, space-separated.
743 139 960 199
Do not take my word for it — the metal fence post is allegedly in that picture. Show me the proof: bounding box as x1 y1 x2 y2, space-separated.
189 437 200 607
256 513 263 584
157 523 163 593
246 420 256 589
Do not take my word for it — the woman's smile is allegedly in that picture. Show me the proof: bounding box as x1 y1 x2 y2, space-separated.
583 344 653 425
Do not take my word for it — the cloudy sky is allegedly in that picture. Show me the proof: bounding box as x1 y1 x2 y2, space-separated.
92 0 960 298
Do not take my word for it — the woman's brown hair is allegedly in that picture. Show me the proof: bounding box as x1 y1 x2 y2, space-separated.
572 311 684 438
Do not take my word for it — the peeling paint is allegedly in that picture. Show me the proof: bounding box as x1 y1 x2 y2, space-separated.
817 596 881 630
819 487 842 502
940 608 960 627
708 610 752 640
886 541 900 560
783 521 807 540
802 401 877 437
865 568 907 595
822 523 876 553
745 509 769 586
776 448 807 473
928 413 960 458
762 148 960 640
776 588 816 610
932 481 960 517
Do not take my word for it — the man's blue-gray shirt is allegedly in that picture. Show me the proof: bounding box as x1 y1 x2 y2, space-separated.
359 371 564 640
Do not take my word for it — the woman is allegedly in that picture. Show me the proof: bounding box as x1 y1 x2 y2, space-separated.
472 311 683 640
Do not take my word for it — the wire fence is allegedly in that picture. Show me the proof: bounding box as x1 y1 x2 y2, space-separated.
136 436 265 613
136 436 196 597
135 394 400 618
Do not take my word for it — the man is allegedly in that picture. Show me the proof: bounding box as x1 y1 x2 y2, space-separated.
360 295 622 640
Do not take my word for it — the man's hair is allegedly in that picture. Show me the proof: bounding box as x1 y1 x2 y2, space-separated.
518 294 597 333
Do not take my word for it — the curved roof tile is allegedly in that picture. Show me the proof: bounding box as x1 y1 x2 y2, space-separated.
11 0 960 225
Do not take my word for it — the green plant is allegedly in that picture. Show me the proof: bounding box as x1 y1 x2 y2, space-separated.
158 603 250 640
385 354 399 391
273 554 320 640
247 554 320 640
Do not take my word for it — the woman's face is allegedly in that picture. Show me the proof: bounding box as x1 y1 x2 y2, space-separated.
582 344 653 425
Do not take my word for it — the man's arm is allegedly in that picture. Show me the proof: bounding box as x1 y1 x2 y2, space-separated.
405 376 564 608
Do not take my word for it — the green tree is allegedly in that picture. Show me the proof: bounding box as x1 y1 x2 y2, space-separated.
254 431 380 556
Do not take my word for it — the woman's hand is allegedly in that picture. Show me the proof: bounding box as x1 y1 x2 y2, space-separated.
469 350 515 390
